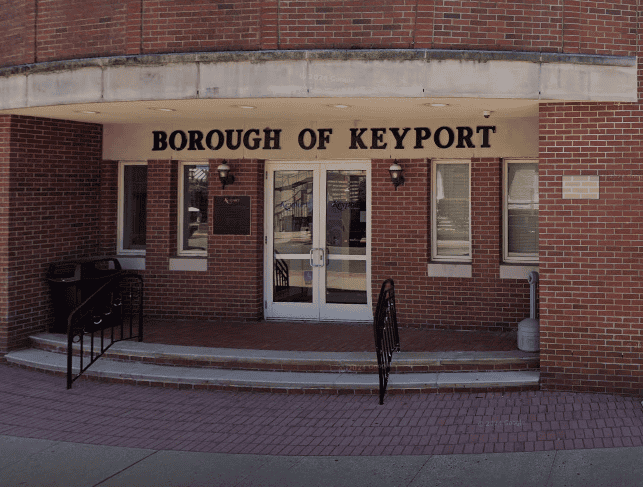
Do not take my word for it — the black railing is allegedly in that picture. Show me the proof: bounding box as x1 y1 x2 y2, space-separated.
274 252 290 297
66 272 144 389
373 278 400 405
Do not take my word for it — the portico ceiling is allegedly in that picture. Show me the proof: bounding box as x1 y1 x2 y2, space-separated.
2 96 539 124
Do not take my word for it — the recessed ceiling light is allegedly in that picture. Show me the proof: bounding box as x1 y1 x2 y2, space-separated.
76 110 99 114
333 104 350 109
426 103 449 107
149 107 176 112
236 105 256 109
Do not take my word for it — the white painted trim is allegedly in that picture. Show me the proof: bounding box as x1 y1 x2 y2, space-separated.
499 265 539 280
427 264 472 278
431 159 472 262
117 257 145 271
117 161 147 255
169 257 207 272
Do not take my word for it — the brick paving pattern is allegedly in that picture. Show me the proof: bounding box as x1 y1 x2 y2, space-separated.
1 364 641 456
141 320 518 352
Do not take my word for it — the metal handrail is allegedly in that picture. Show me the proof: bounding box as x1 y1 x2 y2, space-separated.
66 272 144 389
373 279 400 405
274 251 289 289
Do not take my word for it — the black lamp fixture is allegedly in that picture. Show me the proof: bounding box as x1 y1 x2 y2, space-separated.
217 160 235 189
389 160 404 190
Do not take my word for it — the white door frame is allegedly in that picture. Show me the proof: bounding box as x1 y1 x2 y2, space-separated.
264 160 372 322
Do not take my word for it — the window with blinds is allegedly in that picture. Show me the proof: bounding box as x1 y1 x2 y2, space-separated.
504 160 538 262
432 161 471 261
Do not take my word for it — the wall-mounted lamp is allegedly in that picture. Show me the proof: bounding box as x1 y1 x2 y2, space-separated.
389 161 404 190
217 160 235 189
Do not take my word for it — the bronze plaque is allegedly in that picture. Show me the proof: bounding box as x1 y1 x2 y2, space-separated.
213 196 251 235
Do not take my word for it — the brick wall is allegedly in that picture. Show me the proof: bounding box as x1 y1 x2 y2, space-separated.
279 0 417 49
0 1 639 67
371 158 531 331
36 0 128 63
0 0 36 67
539 102 643 396
0 115 103 353
128 158 264 321
430 0 563 52
0 118 10 353
563 0 637 56
142 0 262 53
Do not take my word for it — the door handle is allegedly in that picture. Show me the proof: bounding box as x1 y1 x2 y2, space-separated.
309 248 315 267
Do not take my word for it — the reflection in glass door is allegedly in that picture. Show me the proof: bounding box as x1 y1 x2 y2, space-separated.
273 170 314 304
265 162 371 322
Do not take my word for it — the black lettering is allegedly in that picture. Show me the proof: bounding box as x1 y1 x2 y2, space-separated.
169 130 187 151
317 128 332 150
370 128 387 149
152 131 167 151
263 128 281 150
476 125 496 148
205 130 224 150
243 129 261 150
434 126 454 149
456 126 475 148
298 128 317 150
390 127 410 149
349 128 368 149
414 127 431 148
188 130 205 151
225 129 243 150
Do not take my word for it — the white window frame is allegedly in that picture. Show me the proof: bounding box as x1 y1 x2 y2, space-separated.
178 161 209 257
503 158 539 264
431 159 472 262
117 161 147 255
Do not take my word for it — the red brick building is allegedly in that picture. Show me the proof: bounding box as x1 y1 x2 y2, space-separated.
0 1 641 395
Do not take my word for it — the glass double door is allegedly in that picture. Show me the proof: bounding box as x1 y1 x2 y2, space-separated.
265 162 372 322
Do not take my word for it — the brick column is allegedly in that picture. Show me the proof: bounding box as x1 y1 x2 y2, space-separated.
371 158 429 325
208 159 265 320
0 117 10 354
539 102 643 395
99 161 118 255
145 159 177 278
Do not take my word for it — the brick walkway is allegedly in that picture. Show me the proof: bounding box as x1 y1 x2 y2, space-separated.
1 364 641 456
141 320 519 352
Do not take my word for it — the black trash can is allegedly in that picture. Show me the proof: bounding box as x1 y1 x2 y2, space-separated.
46 257 122 333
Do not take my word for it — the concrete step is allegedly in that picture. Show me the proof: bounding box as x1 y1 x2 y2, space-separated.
30 333 539 374
5 348 540 395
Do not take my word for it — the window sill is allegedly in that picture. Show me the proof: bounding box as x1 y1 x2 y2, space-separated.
499 265 538 280
169 257 207 272
427 263 472 278
116 256 145 271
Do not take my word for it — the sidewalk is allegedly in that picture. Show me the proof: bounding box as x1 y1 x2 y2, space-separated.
1 363 642 486
1 435 642 487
